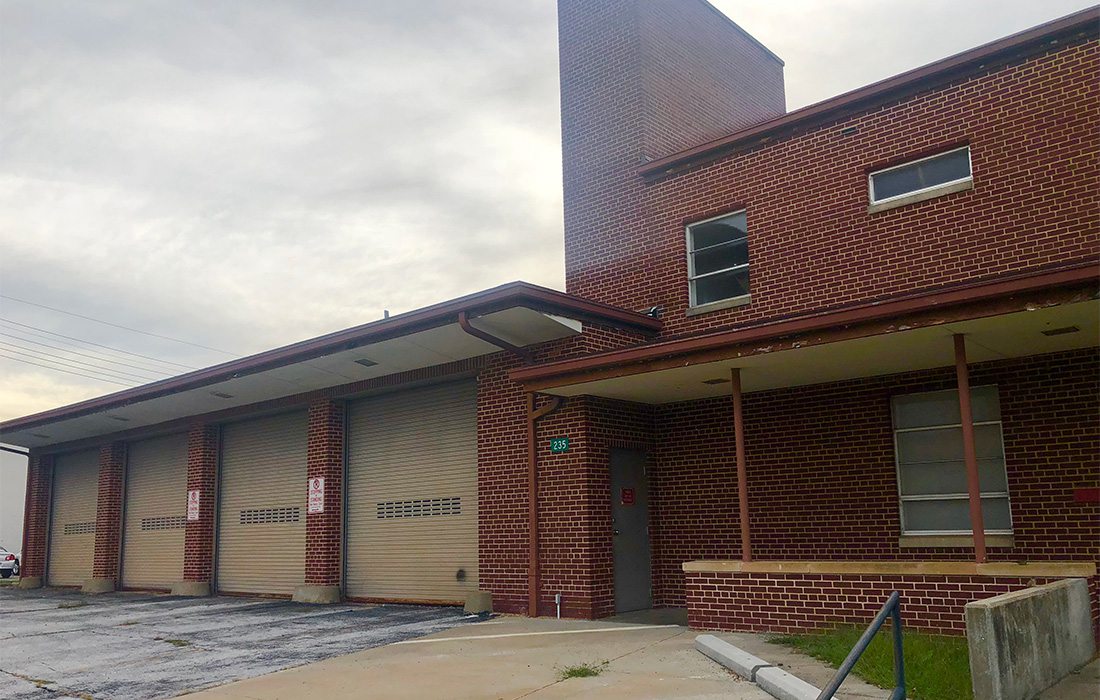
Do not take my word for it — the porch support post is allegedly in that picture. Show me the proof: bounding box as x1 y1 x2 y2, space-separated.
953 334 987 564
731 368 752 563
527 392 564 617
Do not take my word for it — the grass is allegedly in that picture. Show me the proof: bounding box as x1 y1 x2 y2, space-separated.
57 600 89 609
769 627 972 700
558 661 607 680
163 638 192 647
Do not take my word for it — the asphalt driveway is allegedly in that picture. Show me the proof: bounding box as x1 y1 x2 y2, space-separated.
0 587 480 699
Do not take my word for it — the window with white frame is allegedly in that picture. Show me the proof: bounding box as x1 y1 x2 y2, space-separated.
687 210 749 307
891 386 1011 535
869 146 972 205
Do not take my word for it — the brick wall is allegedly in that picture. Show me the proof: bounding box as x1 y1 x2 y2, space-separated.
183 425 218 583
652 348 1100 607
476 324 657 616
685 571 1100 636
559 0 784 302
91 442 125 581
571 30 1097 337
304 399 344 587
526 396 655 618
20 453 53 580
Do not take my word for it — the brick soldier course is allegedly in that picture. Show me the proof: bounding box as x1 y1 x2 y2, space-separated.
7 1 1098 639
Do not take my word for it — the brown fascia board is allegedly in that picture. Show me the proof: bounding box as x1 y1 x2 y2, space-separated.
639 6 1100 178
0 281 661 433
511 259 1100 388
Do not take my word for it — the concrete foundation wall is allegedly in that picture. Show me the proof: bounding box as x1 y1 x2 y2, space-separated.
966 579 1095 700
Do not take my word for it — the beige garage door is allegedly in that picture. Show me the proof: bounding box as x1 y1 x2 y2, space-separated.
216 411 307 596
47 449 99 587
121 433 187 590
346 380 478 603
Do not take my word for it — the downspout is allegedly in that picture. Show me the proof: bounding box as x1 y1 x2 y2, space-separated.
458 311 532 364
527 392 564 617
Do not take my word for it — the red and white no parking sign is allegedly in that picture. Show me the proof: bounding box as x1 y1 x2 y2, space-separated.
308 477 325 514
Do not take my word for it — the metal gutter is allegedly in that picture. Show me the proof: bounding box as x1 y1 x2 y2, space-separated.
0 282 660 434
639 6 1100 178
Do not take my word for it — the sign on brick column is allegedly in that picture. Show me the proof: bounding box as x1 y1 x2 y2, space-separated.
183 425 218 583
92 442 126 582
305 399 344 587
20 453 54 581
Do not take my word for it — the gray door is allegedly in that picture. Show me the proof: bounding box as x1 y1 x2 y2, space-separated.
610 448 651 612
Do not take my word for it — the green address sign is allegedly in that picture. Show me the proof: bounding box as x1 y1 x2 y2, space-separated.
549 437 570 453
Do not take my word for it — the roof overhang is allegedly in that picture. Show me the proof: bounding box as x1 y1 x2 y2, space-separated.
512 262 1099 401
1 282 661 449
639 6 1100 178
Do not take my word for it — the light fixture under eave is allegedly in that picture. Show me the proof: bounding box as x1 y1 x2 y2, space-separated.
1041 325 1080 337
354 358 379 368
702 377 731 385
31 433 50 439
210 391 234 399
106 415 130 422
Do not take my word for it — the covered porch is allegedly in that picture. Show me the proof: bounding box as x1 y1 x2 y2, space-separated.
514 276 1099 633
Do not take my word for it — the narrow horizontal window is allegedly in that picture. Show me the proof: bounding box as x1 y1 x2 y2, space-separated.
63 521 96 535
870 146 971 204
687 211 750 308
140 515 188 531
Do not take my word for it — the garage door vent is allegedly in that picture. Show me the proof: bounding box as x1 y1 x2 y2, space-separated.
240 506 301 525
63 521 96 535
376 497 461 519
140 515 188 531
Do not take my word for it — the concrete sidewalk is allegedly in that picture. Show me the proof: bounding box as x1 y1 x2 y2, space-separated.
186 616 773 699
187 616 891 700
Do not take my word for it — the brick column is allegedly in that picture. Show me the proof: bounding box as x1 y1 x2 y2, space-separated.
86 442 125 593
295 399 345 603
18 453 53 588
176 424 218 596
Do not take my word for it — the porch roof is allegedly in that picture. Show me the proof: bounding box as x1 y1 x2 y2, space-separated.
512 263 1099 403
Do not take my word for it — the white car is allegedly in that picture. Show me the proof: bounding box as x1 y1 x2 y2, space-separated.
0 546 19 578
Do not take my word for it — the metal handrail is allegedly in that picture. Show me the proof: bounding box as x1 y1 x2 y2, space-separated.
817 591 906 700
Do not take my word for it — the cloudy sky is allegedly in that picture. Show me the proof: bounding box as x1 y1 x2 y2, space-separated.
0 0 1092 546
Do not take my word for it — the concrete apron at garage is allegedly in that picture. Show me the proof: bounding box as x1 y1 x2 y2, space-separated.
0 588 478 700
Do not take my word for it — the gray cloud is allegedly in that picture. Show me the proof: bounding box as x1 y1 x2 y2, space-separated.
0 0 1094 423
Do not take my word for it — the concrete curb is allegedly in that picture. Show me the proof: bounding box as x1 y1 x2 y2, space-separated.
695 635 821 700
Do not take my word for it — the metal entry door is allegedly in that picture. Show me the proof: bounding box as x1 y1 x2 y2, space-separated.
610 448 652 613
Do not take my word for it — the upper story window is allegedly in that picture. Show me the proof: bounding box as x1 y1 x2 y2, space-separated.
687 211 749 309
869 146 972 206
892 386 1011 536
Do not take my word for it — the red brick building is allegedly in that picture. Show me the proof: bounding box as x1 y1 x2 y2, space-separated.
4 1 1097 637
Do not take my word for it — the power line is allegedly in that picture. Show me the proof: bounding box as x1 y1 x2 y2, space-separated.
0 341 167 382
0 317 201 370
0 294 240 357
0 353 135 387
0 331 177 377
0 345 159 384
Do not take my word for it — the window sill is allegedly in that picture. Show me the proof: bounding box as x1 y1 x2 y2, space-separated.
899 534 1014 549
686 294 751 317
868 179 973 213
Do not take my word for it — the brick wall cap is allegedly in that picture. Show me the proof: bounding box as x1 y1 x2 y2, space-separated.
639 6 1100 178
682 559 1097 578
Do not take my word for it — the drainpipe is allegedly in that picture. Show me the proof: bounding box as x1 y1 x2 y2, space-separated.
528 392 564 617
458 311 532 364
